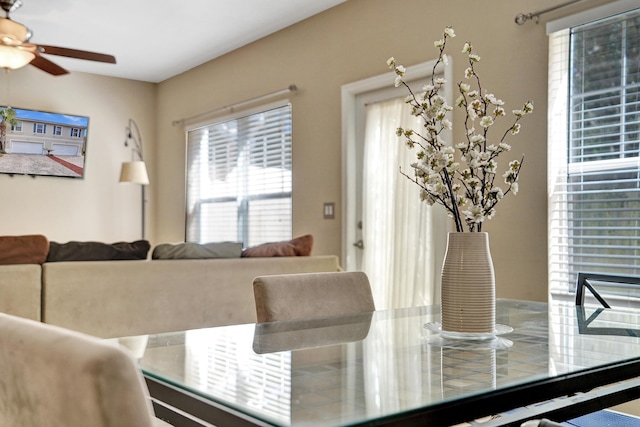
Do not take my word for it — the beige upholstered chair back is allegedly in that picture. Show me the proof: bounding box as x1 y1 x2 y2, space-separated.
253 271 375 322
0 313 158 427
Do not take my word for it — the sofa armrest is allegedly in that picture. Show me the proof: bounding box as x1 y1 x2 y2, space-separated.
0 264 42 321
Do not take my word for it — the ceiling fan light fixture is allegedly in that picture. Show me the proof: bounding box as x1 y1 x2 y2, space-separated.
0 44 33 69
0 2 115 76
0 17 28 42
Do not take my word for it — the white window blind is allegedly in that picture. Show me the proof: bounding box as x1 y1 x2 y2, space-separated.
186 103 292 246
549 8 640 295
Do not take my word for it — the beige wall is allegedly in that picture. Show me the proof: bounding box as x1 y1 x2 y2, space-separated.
156 0 593 302
0 67 155 243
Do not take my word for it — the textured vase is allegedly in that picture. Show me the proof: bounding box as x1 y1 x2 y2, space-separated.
440 232 495 334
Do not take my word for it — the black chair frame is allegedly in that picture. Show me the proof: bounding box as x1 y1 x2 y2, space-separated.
575 272 640 308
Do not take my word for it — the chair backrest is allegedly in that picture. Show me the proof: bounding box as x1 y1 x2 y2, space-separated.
253 271 375 322
0 313 156 427
575 272 640 308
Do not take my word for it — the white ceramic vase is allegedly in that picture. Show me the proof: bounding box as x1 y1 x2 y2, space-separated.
440 231 495 334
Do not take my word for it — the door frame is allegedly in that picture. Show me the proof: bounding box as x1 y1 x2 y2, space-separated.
340 59 452 271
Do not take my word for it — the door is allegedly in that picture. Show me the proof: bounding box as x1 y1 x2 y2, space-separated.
342 61 450 309
10 141 43 154
52 144 79 156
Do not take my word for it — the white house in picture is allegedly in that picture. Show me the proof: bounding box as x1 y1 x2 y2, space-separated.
5 108 88 156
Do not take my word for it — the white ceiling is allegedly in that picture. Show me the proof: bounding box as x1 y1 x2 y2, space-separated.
10 0 346 83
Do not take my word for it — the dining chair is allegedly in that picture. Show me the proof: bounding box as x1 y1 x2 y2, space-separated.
572 272 640 426
253 271 375 322
575 272 640 308
0 312 170 427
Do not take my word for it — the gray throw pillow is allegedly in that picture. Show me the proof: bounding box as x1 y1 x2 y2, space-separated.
151 242 242 260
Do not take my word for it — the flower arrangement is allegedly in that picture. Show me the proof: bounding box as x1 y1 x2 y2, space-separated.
387 27 533 232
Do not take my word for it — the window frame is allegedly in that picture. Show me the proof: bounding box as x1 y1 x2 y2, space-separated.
33 123 46 134
548 2 640 297
184 99 293 246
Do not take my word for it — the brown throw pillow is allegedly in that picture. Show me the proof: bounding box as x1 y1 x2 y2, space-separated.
241 235 313 257
46 240 150 262
0 234 49 265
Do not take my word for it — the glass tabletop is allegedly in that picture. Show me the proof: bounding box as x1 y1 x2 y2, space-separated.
137 299 640 426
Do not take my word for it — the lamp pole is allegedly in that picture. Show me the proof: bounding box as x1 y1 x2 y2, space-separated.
120 118 149 240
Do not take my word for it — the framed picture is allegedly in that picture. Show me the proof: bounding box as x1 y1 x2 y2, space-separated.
0 106 89 178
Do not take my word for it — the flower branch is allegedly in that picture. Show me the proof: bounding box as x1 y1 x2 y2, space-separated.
387 27 533 232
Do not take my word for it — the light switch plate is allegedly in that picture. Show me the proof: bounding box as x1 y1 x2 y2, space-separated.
323 202 335 219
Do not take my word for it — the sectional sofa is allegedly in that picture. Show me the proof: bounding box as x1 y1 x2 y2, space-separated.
0 235 341 338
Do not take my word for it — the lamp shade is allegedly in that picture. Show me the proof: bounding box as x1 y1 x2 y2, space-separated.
119 161 149 185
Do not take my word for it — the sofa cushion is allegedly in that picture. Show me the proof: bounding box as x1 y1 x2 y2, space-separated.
151 242 242 260
0 234 49 265
46 240 150 262
242 235 313 257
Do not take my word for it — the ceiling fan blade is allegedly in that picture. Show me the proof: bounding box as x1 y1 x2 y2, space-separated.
30 54 68 76
37 45 116 64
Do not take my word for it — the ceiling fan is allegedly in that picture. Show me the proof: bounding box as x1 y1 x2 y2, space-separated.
0 0 115 76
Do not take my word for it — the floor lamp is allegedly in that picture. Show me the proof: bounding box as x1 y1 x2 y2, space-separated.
119 118 149 239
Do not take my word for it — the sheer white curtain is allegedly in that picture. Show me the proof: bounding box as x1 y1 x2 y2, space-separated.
361 97 446 310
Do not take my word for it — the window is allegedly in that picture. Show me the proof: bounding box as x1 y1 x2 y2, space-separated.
33 123 46 134
185 103 292 246
70 128 83 137
549 7 640 295
53 125 62 136
11 121 22 132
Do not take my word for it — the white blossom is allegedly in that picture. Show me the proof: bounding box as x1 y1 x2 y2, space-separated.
480 116 494 128
467 105 478 120
463 205 485 224
470 134 485 144
511 182 519 194
498 142 511 151
524 102 534 113
464 67 474 79
486 93 504 106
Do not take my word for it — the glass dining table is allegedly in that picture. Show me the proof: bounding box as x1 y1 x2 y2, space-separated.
137 299 640 426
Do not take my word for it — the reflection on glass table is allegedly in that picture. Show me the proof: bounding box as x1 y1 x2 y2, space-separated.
138 299 640 427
